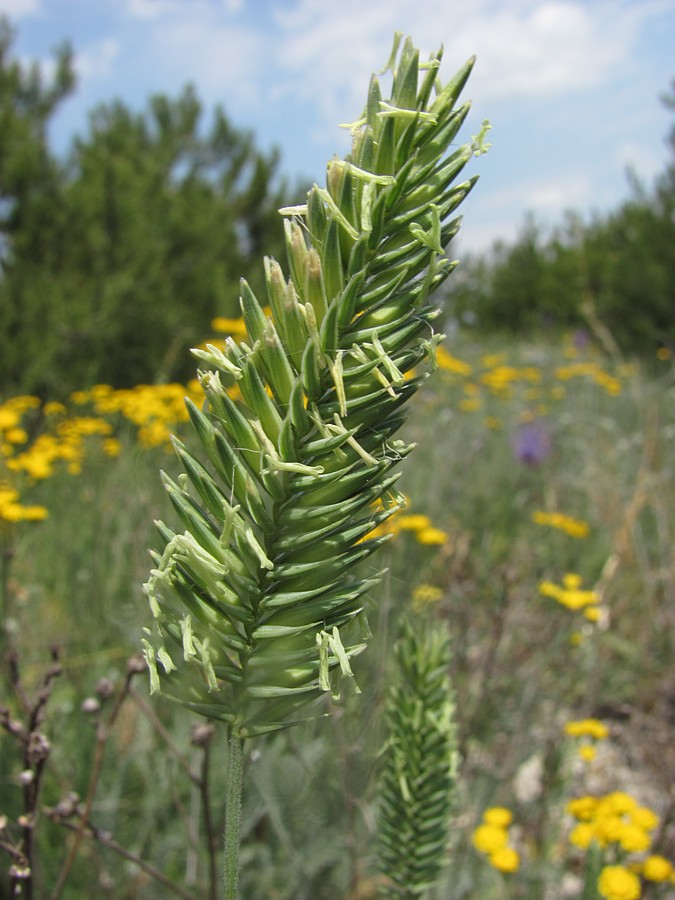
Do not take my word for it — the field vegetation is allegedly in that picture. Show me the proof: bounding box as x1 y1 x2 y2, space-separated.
1 19 674 900
2 330 673 898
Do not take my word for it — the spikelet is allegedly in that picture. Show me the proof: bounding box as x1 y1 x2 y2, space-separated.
376 618 458 896
142 35 485 739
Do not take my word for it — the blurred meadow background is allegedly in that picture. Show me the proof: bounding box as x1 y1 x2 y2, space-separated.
1 3 675 898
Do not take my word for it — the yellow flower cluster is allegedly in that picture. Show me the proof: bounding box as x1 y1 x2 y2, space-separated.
532 510 590 539
539 574 600 621
567 791 659 854
412 583 444 611
435 345 473 377
210 316 249 341
472 807 520 873
0 483 48 523
480 364 541 397
2 395 124 522
564 717 608 762
0 395 40 458
596 856 675 900
454 363 545 413
6 416 115 478
0 368 234 525
554 362 622 396
71 381 203 449
431 334 630 434
565 718 609 739
366 503 450 547
397 514 450 546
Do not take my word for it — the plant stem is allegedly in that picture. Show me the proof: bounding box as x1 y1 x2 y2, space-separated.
0 536 13 658
223 731 244 900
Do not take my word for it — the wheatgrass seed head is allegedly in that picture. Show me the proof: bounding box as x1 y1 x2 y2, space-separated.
141 36 485 737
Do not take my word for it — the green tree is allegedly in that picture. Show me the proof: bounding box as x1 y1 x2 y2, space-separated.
447 78 675 353
0 18 76 394
0 22 292 397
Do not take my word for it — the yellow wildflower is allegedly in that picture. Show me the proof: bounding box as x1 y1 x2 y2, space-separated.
436 346 472 376
416 526 449 546
0 409 20 430
595 814 627 847
489 846 520 873
211 316 249 339
103 438 122 457
597 865 641 900
458 397 481 412
4 428 28 445
0 484 48 522
629 807 659 831
43 401 66 417
602 792 637 815
472 824 508 854
532 510 590 539
483 807 513 827
473 808 519 874
412 584 443 610
642 855 673 882
565 719 608 740
618 823 651 853
480 352 506 368
397 514 432 532
569 822 595 849
567 796 599 821
539 577 599 611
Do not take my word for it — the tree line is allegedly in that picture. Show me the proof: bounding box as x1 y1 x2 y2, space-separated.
0 20 293 398
446 79 675 355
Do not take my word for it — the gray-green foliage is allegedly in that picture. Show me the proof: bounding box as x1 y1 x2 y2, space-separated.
142 35 484 740
376 619 458 898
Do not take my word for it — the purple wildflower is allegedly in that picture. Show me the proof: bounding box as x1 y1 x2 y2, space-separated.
512 421 552 467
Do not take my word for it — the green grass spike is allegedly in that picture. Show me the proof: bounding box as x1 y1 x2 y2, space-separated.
142 35 488 740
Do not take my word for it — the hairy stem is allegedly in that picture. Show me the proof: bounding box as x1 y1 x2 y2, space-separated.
223 731 244 899
200 738 218 900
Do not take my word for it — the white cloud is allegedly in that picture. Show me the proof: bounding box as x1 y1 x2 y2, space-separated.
145 17 264 107
124 0 243 20
269 0 670 120
527 180 587 213
101 0 672 148
0 0 41 15
466 169 593 236
124 0 194 20
74 38 120 81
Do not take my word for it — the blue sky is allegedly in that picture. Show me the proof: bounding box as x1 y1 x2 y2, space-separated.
3 0 674 255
